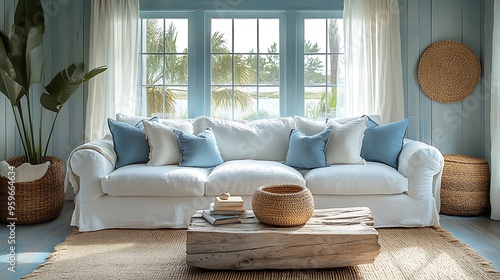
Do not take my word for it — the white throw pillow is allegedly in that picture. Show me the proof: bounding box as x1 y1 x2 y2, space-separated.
294 115 367 164
142 120 192 166
326 117 367 164
293 116 325 135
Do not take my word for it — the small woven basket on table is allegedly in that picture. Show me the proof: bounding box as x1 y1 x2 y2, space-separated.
440 154 490 216
252 184 314 227
0 156 65 224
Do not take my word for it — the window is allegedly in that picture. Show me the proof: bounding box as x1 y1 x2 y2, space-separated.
302 17 344 120
210 17 281 120
138 10 342 120
139 17 189 118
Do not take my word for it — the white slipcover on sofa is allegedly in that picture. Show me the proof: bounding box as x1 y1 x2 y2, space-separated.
66 114 444 232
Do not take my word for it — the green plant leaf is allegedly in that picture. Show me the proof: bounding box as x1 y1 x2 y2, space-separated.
39 92 62 113
41 63 107 113
83 66 107 80
0 33 24 104
0 68 23 106
14 0 44 29
10 0 44 89
10 25 28 88
26 25 44 85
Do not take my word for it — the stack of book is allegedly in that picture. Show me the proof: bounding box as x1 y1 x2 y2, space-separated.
202 195 246 225
211 195 245 214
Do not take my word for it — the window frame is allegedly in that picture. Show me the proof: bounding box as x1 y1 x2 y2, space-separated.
297 11 344 119
138 11 195 118
204 11 286 119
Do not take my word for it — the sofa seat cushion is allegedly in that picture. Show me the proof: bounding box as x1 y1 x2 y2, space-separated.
303 162 408 195
101 164 208 197
205 160 306 196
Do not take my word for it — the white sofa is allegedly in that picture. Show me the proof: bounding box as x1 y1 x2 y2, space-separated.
66 115 444 232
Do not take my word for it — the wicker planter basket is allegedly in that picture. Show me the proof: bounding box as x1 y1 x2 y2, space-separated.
252 184 314 227
440 154 490 216
0 156 65 224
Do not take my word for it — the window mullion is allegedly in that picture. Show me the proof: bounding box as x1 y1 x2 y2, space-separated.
231 19 235 120
163 19 167 115
325 19 329 116
256 19 260 118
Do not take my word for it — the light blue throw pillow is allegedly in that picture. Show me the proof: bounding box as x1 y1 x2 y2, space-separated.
108 117 158 168
285 127 332 169
174 127 224 168
361 116 412 169
364 116 379 129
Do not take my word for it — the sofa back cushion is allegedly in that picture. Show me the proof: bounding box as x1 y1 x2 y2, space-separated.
116 113 194 133
193 116 296 161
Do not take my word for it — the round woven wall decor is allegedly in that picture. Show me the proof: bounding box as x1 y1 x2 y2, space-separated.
417 40 481 103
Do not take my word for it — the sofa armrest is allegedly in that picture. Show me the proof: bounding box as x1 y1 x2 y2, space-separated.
67 139 116 201
398 139 444 205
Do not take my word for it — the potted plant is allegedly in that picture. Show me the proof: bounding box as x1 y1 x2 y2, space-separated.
0 0 106 224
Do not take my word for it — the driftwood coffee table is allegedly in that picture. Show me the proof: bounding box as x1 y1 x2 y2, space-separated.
186 207 380 270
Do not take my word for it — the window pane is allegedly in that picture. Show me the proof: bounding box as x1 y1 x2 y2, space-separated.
236 87 257 119
258 86 280 118
304 86 339 120
165 19 188 53
144 54 164 85
167 86 188 119
327 19 344 53
259 19 279 53
259 55 279 85
212 19 232 53
304 55 326 86
145 86 187 119
165 54 188 85
235 55 256 85
327 54 344 86
211 86 234 119
144 19 164 53
305 87 323 120
146 86 164 116
211 54 232 85
234 19 256 53
305 19 325 53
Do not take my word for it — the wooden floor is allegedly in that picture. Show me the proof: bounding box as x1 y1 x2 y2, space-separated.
0 202 74 280
1 202 499 280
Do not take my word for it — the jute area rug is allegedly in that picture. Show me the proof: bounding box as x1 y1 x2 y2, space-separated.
24 227 499 280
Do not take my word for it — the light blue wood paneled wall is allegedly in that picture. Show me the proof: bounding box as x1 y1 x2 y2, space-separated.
1 0 490 165
400 0 487 158
0 0 18 161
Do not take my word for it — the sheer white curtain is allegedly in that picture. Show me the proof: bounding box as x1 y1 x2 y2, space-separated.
85 0 140 142
341 0 405 123
490 0 500 220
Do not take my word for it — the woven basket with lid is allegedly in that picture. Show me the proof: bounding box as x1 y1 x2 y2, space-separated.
440 154 490 216
252 184 314 227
